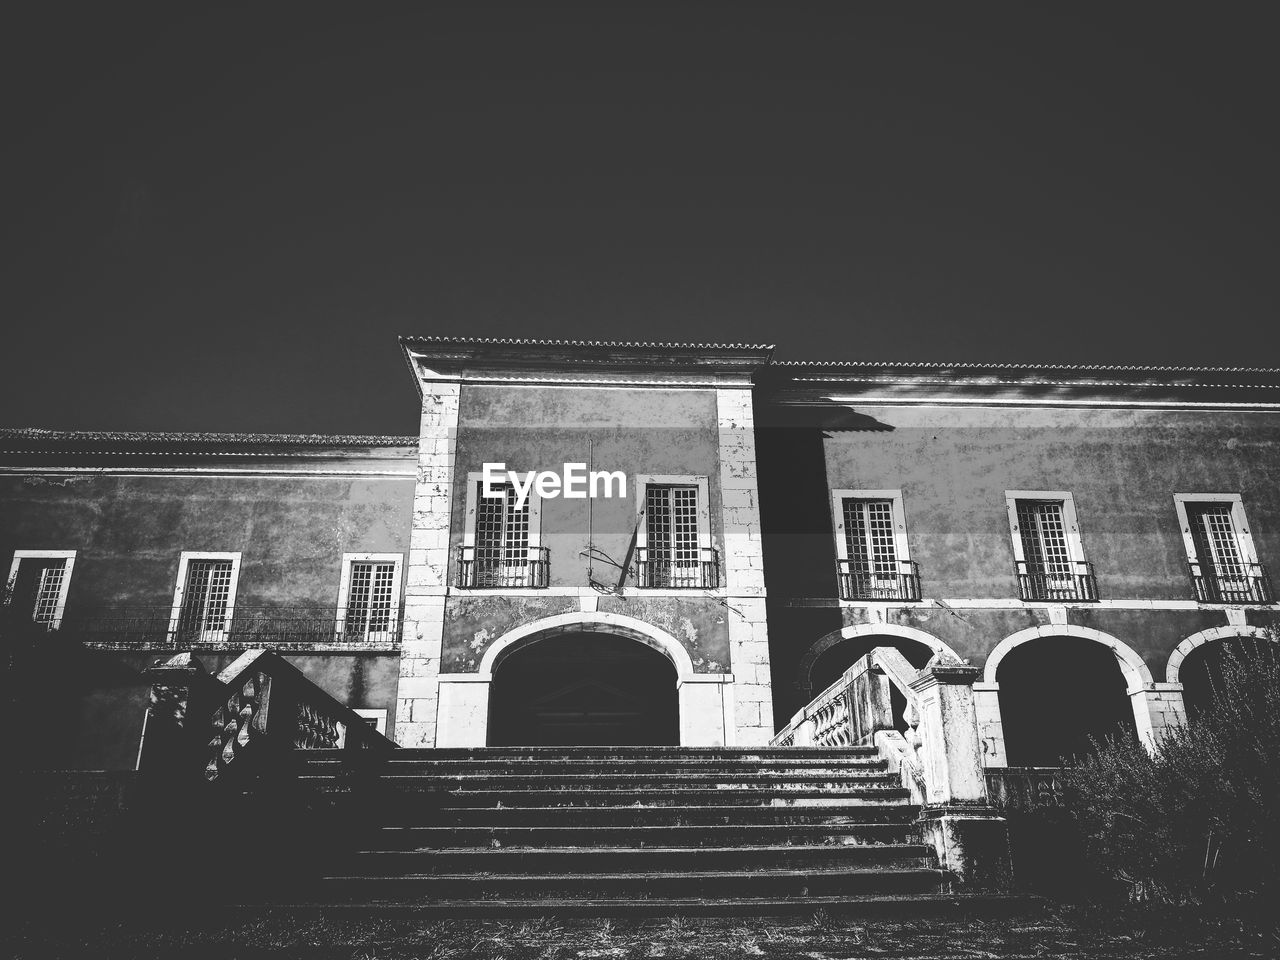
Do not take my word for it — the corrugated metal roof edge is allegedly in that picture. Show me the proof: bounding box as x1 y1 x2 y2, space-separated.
770 360 1280 373
0 428 418 448
399 335 776 350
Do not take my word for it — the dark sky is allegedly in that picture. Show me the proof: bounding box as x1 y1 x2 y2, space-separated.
3 3 1277 435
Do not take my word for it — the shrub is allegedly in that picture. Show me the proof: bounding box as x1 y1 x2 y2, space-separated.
1064 639 1280 907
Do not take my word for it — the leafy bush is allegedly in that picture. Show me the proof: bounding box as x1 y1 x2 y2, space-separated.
1064 639 1280 907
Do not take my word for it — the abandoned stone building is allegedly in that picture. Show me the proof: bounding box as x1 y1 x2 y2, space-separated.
6 336 1279 909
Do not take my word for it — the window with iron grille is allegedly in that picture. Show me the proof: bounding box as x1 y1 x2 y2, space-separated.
32 560 67 624
345 561 397 636
646 484 700 570
1016 500 1074 583
178 559 235 634
842 499 899 581
1187 502 1246 580
475 482 531 586
5 553 74 627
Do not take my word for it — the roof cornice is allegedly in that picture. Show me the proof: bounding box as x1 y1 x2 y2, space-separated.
771 360 1280 375
758 363 1280 411
399 335 776 390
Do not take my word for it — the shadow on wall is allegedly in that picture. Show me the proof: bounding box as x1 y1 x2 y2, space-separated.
754 401 897 726
4 623 152 771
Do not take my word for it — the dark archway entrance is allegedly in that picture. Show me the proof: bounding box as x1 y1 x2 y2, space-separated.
488 631 679 746
1180 636 1277 721
807 635 935 733
997 636 1136 765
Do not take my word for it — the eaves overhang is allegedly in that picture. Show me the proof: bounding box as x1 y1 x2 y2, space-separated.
399 335 776 392
0 428 419 464
758 362 1280 411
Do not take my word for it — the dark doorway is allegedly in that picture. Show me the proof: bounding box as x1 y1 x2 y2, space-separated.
997 637 1136 765
1179 636 1276 721
807 635 936 734
488 631 680 746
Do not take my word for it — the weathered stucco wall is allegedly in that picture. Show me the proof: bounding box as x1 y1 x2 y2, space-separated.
821 405 1280 603
2 454 412 770
450 384 723 588
441 384 731 674
0 470 415 611
759 402 1280 723
441 596 580 672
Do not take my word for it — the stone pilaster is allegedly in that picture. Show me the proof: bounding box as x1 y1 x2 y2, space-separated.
394 381 460 747
972 682 1008 767
1131 681 1187 751
716 387 775 744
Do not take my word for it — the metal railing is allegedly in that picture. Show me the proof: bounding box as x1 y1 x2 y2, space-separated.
1015 559 1098 601
836 558 921 601
1188 560 1273 604
455 545 550 588
54 606 402 646
631 546 719 589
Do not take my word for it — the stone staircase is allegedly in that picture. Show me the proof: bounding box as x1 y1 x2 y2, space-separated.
278 745 997 917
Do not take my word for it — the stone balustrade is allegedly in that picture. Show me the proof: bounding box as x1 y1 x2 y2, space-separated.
139 649 396 783
773 646 1012 888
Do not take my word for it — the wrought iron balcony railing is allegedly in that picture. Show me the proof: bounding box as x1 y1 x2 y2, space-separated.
836 558 922 601
1015 560 1098 602
455 545 550 588
44 606 403 646
631 546 720 589
1188 559 1274 604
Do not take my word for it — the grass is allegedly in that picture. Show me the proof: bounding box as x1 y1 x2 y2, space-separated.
4 907 1278 959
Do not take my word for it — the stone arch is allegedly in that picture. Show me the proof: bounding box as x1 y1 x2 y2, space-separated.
984 624 1153 693
797 623 961 696
477 611 698 681
1166 625 1275 685
442 612 727 749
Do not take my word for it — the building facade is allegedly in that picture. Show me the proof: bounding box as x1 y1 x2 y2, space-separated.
4 338 1278 770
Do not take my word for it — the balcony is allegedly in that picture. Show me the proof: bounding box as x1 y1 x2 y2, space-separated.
835 558 921 601
631 546 719 589
42 606 403 646
1189 559 1274 604
455 545 550 588
1015 560 1098 602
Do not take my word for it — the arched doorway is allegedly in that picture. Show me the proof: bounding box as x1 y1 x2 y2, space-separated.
996 635 1137 765
488 631 680 746
1174 632 1278 721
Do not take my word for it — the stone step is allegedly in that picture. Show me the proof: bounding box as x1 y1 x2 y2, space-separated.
320 746 881 762
296 757 890 773
373 788 913 809
342 844 936 875
297 772 901 790
306 783 912 808
297 758 891 775
271 893 1038 919
422 803 919 827
319 865 948 901
371 822 920 849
